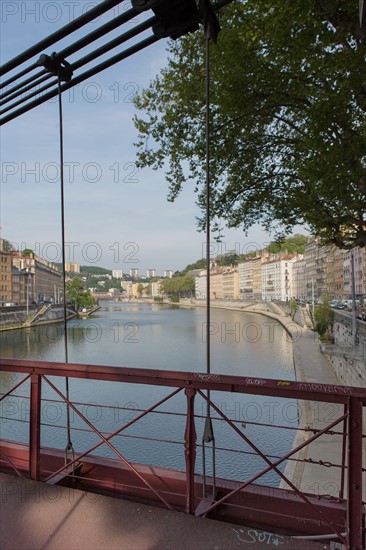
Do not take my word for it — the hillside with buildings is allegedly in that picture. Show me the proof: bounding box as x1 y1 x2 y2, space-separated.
194 236 365 304
1 236 365 305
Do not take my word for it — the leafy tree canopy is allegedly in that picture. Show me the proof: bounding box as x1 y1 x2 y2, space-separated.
134 0 366 249
66 278 96 310
80 266 112 275
161 274 195 295
267 234 308 255
175 258 207 277
1 239 14 252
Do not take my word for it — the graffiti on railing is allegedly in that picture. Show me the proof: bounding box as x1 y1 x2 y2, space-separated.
298 382 352 394
233 528 284 545
193 373 221 382
245 378 267 386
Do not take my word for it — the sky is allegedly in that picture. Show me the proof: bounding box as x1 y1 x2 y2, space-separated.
0 1 307 275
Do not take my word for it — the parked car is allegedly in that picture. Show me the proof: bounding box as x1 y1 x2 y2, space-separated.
329 300 338 308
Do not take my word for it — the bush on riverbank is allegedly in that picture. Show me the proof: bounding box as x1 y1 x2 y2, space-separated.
314 303 334 339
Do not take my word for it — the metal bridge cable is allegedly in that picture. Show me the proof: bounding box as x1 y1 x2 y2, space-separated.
0 0 125 76
0 7 138 104
0 70 48 103
0 16 156 117
57 76 74 460
0 78 58 117
206 30 211 389
202 27 216 500
1 34 159 126
0 63 39 90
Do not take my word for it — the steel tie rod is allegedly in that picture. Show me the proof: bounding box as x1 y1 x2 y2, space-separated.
0 0 126 76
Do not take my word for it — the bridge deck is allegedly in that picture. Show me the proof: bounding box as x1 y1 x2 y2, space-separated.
0 473 326 550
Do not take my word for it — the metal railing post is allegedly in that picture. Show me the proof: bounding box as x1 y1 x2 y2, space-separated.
29 373 41 480
184 387 197 514
347 397 363 549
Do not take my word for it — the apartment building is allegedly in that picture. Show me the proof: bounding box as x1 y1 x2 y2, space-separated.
292 257 306 301
0 249 12 303
252 257 264 301
238 259 253 300
326 247 344 301
195 271 207 299
222 268 239 300
112 269 123 279
352 247 366 300
65 262 80 273
210 270 223 299
151 280 162 297
12 266 34 305
261 255 296 301
343 251 351 299
12 252 62 303
304 237 329 301
122 281 133 297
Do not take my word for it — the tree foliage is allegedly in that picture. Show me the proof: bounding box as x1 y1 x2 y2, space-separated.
80 266 112 275
66 278 96 310
314 303 334 336
160 274 195 296
174 258 207 277
134 0 366 249
267 234 308 255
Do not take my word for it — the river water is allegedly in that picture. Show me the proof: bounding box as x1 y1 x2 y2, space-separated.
0 301 298 485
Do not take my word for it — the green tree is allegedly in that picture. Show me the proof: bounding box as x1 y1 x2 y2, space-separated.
314 303 334 337
174 258 207 277
267 235 308 255
137 283 144 297
161 274 195 297
66 278 96 310
134 0 366 249
80 266 112 275
1 239 14 252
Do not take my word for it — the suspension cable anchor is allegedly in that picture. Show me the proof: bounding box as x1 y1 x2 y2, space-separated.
37 52 73 82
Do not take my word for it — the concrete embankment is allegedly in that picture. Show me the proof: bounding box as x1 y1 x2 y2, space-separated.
0 305 76 331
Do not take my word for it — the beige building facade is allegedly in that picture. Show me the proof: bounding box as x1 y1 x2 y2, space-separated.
12 252 62 303
0 250 12 304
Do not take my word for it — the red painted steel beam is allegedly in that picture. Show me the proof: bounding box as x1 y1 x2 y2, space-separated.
0 373 31 402
196 389 349 544
1 358 365 404
184 388 197 514
347 397 364 550
42 375 174 510
29 374 41 481
0 440 349 539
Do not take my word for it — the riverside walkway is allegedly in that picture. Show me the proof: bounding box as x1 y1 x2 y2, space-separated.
201 300 365 497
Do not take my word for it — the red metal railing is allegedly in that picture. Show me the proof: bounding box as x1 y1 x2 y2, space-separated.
0 358 365 549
